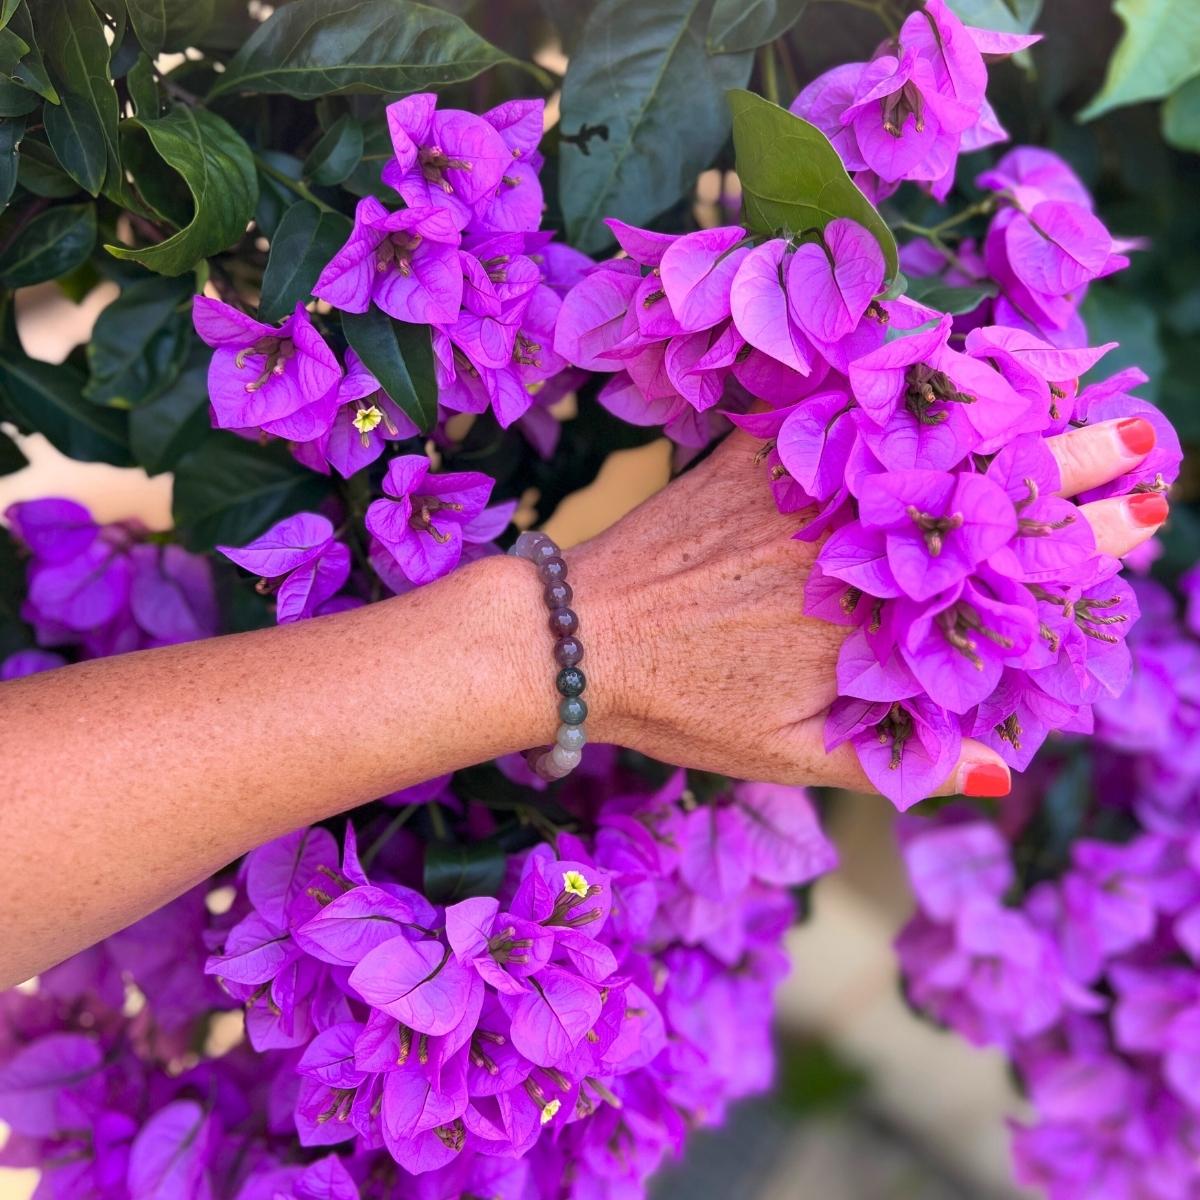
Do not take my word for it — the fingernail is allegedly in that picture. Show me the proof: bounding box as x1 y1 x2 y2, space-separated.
1117 417 1156 458
962 762 1011 798
1128 492 1169 527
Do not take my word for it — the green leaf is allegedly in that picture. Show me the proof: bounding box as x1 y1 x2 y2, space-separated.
423 841 506 903
6 3 55 103
0 353 132 464
0 201 95 286
38 0 125 192
128 349 211 474
173 432 334 552
0 0 21 28
0 27 30 77
259 200 351 323
85 274 193 408
126 51 160 118
208 0 513 100
0 114 23 212
1163 74 1200 153
1079 0 1200 121
707 0 809 53
904 275 997 315
16 137 79 197
125 0 211 54
559 0 752 254
302 114 364 186
729 89 899 282
42 92 106 195
0 427 27 474
106 105 257 275
341 307 438 434
0 78 40 116
945 0 1041 33
1081 286 1165 401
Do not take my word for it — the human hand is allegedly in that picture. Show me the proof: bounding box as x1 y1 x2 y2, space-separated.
572 417 1166 798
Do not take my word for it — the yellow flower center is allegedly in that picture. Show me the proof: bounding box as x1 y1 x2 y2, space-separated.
540 1098 562 1125
352 405 384 435
562 870 589 898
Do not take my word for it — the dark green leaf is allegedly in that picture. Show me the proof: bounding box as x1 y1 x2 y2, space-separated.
559 0 752 253
172 432 333 551
1080 285 1165 402
128 350 211 473
0 114 23 211
85 274 193 408
106 105 257 275
1079 0 1200 121
302 114 364 186
259 200 351 323
708 0 809 53
0 427 27 474
126 0 211 55
37 0 124 191
208 0 513 100
6 2 55 103
0 353 132 464
904 275 997 315
0 26 29 76
0 78 39 116
16 137 79 197
126 51 160 117
1163 75 1200 153
341 307 438 434
729 88 899 282
423 840 506 903
1 0 21 28
0 201 95 286
42 92 106 195
0 525 33 659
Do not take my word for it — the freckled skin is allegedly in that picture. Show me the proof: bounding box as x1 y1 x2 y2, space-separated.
0 422 1154 986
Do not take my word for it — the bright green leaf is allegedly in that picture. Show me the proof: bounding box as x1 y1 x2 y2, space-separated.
259 201 352 323
302 114 364 186
1079 0 1200 121
0 114 23 212
208 0 513 100
1163 74 1200 153
0 0 21 28
904 275 997 315
559 0 752 253
42 92 106 195
0 202 95 286
172 432 334 552
341 307 438 434
728 89 899 282
707 0 809 53
85 275 194 408
0 353 132 465
106 105 257 275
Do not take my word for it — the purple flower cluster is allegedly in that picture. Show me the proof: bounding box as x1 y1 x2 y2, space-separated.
791 0 1038 203
193 94 588 487
0 739 836 1197
2 498 217 674
896 580 1200 1198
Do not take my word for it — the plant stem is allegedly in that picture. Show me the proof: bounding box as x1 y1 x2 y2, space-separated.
361 804 418 870
759 43 782 107
253 154 337 216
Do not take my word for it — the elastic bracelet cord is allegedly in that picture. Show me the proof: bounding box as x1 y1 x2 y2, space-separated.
509 530 587 781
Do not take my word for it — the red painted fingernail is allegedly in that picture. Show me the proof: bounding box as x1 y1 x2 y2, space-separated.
1117 417 1156 457
1128 492 1169 527
962 762 1011 798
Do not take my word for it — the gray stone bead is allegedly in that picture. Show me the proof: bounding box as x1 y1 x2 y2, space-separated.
556 723 587 752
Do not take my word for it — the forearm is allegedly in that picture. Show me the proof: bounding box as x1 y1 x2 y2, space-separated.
0 551 607 984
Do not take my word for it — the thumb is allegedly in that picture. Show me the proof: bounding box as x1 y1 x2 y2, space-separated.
788 716 1012 801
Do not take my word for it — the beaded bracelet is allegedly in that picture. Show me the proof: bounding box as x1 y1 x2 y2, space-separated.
508 530 587 781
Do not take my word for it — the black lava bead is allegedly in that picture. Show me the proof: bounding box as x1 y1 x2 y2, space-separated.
556 666 586 697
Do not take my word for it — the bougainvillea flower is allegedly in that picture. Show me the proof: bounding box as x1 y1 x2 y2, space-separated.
313 197 463 324
658 226 748 332
729 240 814 374
194 298 342 431
383 93 510 227
365 455 507 586
218 513 350 624
786 218 885 344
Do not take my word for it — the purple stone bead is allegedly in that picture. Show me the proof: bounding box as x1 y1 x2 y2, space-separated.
530 540 560 567
544 579 573 609
554 636 583 668
548 607 579 637
538 556 568 584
